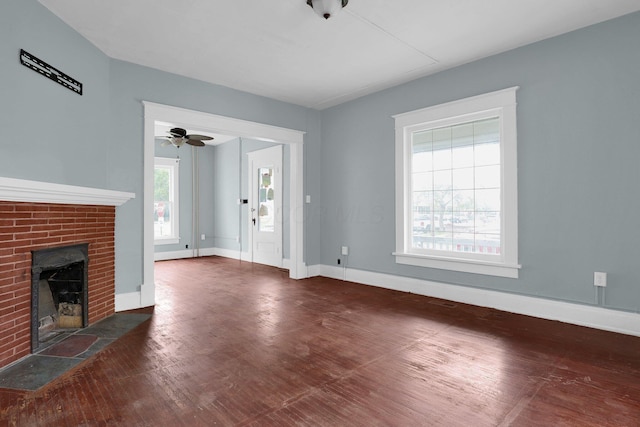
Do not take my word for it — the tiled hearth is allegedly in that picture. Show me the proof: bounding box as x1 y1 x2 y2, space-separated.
0 177 134 369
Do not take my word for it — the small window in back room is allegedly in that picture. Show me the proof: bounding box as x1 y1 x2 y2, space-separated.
154 157 180 245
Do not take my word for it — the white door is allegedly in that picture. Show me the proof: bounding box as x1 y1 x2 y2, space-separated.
248 145 283 267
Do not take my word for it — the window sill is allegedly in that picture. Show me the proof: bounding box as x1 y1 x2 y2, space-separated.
393 252 520 278
154 237 180 246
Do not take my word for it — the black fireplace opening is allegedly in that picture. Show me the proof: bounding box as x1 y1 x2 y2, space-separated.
31 243 89 352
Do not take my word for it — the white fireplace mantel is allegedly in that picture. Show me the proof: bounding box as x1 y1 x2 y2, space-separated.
0 177 135 206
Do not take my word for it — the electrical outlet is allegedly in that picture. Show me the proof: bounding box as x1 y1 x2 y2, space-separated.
200 234 205 241
594 272 607 287
341 246 349 256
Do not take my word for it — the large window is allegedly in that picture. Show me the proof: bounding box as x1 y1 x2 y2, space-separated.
154 157 180 245
394 87 520 278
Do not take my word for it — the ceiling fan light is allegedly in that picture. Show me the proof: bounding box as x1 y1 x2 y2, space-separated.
307 0 348 20
170 137 186 148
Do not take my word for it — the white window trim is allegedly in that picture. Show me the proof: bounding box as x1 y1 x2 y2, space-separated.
393 87 520 278
154 157 180 245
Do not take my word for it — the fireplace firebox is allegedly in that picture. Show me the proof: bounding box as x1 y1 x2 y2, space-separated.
31 243 89 352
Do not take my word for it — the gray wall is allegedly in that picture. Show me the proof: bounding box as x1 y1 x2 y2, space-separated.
319 12 640 312
1 0 111 187
2 0 318 296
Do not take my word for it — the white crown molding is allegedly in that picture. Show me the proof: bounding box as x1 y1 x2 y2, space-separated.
0 177 135 206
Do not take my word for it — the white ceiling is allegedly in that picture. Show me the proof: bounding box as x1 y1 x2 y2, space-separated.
40 0 640 110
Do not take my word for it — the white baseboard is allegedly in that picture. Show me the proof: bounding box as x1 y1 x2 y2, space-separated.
115 291 142 312
311 264 640 337
154 247 291 269
208 247 250 261
154 249 194 261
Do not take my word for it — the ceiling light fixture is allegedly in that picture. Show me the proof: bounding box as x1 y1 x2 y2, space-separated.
306 0 348 20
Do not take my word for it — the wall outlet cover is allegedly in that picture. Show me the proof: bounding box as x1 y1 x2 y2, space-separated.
594 272 607 287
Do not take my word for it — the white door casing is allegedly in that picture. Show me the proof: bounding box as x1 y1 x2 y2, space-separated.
141 102 306 309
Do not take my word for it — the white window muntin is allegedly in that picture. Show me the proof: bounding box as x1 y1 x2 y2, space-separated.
394 87 520 278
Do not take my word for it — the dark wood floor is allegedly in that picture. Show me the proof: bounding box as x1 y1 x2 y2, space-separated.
1 256 640 426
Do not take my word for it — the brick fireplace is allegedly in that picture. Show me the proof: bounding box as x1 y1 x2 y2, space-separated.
0 178 134 369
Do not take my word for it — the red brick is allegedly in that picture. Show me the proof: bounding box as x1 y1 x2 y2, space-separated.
0 254 25 265
0 200 117 369
32 224 61 232
48 218 76 225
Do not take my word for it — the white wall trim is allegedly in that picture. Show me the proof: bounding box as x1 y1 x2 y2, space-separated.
154 249 195 261
393 87 519 278
0 177 135 206
142 101 306 308
153 246 291 269
208 247 251 262
115 291 142 312
311 264 640 337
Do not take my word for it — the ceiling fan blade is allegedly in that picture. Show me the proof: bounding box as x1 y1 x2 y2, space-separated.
160 139 171 147
186 134 214 141
186 139 205 147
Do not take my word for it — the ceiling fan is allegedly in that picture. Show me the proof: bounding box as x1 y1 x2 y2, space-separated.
159 127 213 148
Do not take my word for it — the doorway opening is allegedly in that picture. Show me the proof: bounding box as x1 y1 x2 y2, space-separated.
142 102 306 307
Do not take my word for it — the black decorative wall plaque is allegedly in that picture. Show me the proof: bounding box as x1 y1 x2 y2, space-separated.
20 49 83 95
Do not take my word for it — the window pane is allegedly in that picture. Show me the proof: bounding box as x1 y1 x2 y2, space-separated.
475 232 501 254
412 191 433 217
433 190 453 212
433 148 451 171
412 151 432 172
474 118 500 144
412 233 433 250
452 145 474 169
452 212 474 233
476 189 501 211
412 130 433 148
453 190 474 212
433 170 451 189
475 165 500 189
432 127 452 170
412 172 432 191
475 142 500 166
452 168 474 190
453 232 475 252
452 123 474 147
154 160 179 242
258 167 275 232
407 112 507 258
154 168 170 238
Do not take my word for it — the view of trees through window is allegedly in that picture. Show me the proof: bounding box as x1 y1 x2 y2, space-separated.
154 161 176 241
411 117 501 255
